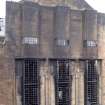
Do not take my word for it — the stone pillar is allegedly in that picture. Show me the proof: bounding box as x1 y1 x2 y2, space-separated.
50 63 55 105
78 61 84 105
40 62 46 105
71 61 76 105
101 60 105 105
45 66 50 105
71 61 84 105
75 62 80 105
96 60 102 105
16 78 22 105
15 61 23 105
40 61 55 105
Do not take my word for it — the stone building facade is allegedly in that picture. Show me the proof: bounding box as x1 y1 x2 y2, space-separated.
0 0 105 105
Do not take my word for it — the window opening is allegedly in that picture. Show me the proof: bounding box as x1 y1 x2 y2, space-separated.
16 59 40 105
84 40 97 47
56 39 69 47
54 60 72 105
84 60 99 105
23 37 39 45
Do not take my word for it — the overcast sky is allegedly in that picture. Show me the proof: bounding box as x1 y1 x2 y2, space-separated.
0 0 105 18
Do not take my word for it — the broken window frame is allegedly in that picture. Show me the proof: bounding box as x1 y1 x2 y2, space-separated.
52 59 72 105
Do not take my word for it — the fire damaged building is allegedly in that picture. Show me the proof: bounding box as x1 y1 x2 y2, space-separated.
0 0 105 105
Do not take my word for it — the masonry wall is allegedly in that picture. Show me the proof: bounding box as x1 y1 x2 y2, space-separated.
0 1 105 105
5 1 101 59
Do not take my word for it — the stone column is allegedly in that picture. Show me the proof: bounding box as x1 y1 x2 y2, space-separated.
78 61 84 105
16 78 22 105
40 61 55 105
40 62 46 105
45 63 50 105
75 62 80 105
71 61 76 105
96 60 102 105
50 63 55 105
101 60 105 105
15 61 23 105
71 61 84 105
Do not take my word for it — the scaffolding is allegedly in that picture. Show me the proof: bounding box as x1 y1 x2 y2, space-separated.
85 60 99 105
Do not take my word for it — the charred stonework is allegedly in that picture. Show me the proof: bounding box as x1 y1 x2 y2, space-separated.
16 59 41 105
0 0 105 105
52 60 72 105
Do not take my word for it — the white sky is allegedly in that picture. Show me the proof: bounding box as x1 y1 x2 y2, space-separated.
0 0 105 18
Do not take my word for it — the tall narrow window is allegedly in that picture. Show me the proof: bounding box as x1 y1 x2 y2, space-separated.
83 40 97 47
16 59 40 105
54 60 72 105
84 60 99 105
55 39 69 47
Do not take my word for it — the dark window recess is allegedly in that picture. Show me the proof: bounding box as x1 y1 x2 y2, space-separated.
23 59 40 105
83 40 97 47
54 60 72 105
16 59 40 105
55 39 69 47
22 37 39 45
84 60 99 105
